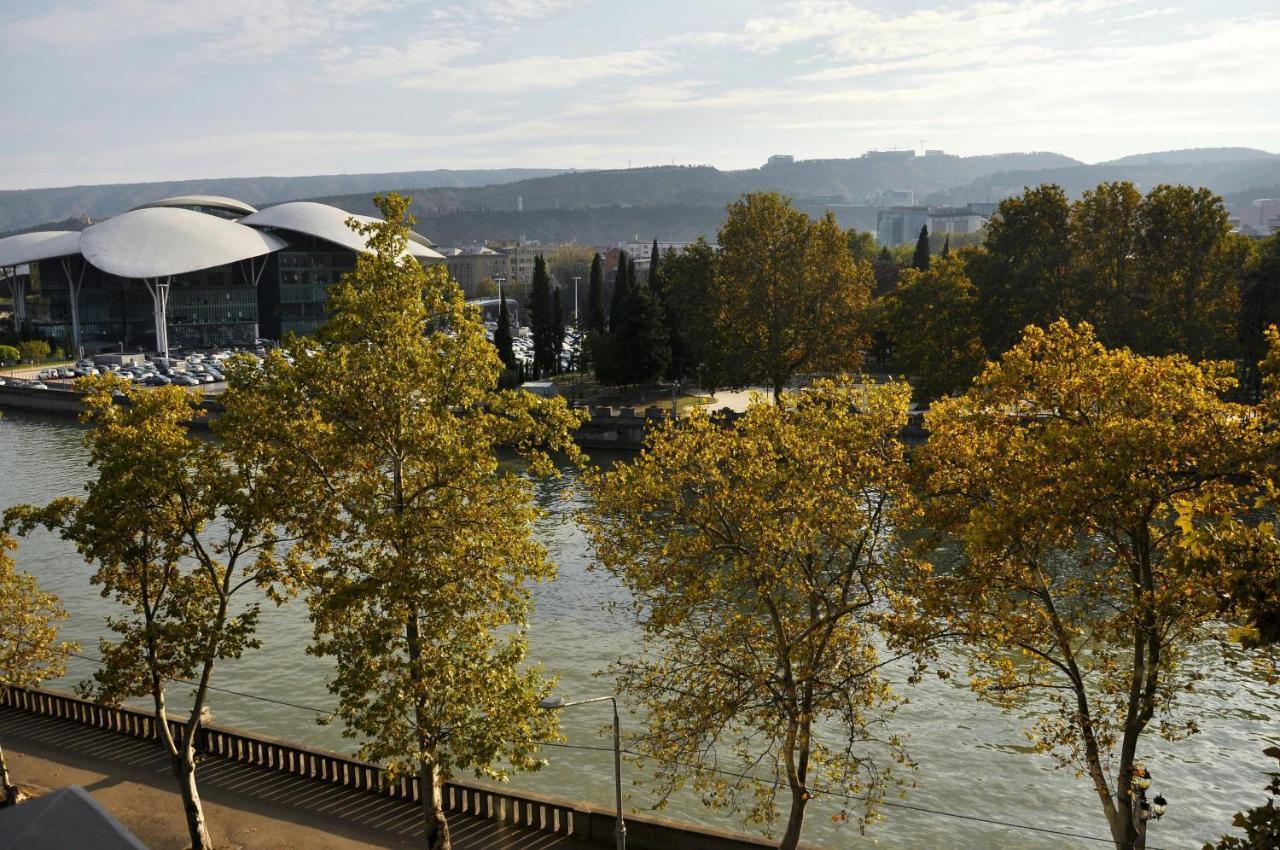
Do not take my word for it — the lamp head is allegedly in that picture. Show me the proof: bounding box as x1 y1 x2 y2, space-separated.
539 695 566 710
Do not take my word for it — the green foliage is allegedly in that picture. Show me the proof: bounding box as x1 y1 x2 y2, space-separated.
881 256 986 403
494 295 516 373
707 195 872 402
846 228 878 264
528 254 556 378
1203 747 1280 850
585 379 924 849
18 340 49 364
658 238 717 386
4 373 300 848
607 277 670 387
226 193 584 850
585 252 605 333
912 225 930 270
0 345 19 364
915 320 1270 850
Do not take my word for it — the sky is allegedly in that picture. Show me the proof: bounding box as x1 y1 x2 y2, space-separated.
1 0 1278 190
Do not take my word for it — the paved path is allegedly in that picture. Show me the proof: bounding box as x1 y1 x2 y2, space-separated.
1 707 592 850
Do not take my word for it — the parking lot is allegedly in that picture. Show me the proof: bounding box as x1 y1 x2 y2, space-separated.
0 344 278 393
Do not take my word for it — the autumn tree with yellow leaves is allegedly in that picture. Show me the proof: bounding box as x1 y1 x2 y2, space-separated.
225 194 584 850
0 532 74 806
915 320 1271 850
585 379 927 850
5 377 302 849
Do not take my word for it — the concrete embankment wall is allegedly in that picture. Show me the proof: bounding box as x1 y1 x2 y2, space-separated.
0 686 808 850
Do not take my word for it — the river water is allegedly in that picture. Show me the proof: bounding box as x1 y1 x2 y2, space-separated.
2 409 1277 849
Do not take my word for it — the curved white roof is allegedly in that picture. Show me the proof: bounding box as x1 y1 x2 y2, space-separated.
130 195 258 216
244 202 444 260
81 207 287 279
0 231 83 267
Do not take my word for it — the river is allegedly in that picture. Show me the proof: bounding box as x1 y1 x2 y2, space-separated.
2 409 1277 849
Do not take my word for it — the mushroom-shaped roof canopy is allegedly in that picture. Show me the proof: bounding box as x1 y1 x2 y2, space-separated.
129 195 259 217
81 207 287 279
0 231 83 267
243 202 444 260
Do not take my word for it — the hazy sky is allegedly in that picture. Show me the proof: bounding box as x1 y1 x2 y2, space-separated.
2 0 1277 189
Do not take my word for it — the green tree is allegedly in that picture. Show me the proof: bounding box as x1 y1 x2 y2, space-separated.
228 194 584 850
528 254 555 378
1239 236 1280 399
608 276 669 387
0 344 18 365
1069 181 1142 346
659 238 717 385
872 246 900 296
493 294 518 382
915 320 1269 850
0 532 75 806
474 277 499 299
18 339 49 364
6 375 300 850
709 195 872 403
545 244 594 296
846 228 879 264
912 225 930 270
1131 184 1247 359
969 184 1074 355
585 379 924 850
881 256 986 403
585 252 606 333
551 285 566 374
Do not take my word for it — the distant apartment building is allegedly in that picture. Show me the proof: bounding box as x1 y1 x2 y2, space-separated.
488 241 541 290
441 246 506 297
861 149 917 161
928 207 987 236
876 206 931 247
1234 199 1280 235
766 154 795 166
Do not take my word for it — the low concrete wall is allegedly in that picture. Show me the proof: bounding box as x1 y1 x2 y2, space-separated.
0 685 804 850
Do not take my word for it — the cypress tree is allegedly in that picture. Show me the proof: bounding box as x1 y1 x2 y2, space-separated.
913 225 931 270
528 254 554 378
648 238 660 286
551 286 566 375
494 295 518 382
611 279 670 387
942 234 951 258
609 251 631 330
585 253 605 333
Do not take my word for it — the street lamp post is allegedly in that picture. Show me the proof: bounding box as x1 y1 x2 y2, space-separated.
572 276 581 325
540 694 625 850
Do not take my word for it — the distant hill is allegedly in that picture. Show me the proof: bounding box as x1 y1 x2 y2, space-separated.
1102 147 1277 166
928 157 1280 207
0 168 567 233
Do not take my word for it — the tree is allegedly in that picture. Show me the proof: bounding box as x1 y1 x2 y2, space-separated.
584 379 924 850
608 275 669 387
585 252 606 334
551 286 566 375
1069 181 1142 346
1239 235 1280 400
6 375 300 849
528 254 555 379
846 228 879 264
709 195 872 403
871 246 900 296
647 237 661 286
18 339 49 364
0 532 74 806
493 294 518 381
609 251 631 331
881 256 987 403
969 184 1074 355
228 194 584 850
915 320 1269 850
0 345 19 365
474 277 499 299
912 225 930 270
659 238 717 386
1131 184 1247 360
545 244 595 298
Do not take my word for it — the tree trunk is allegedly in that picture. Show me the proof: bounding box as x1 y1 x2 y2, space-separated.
173 745 213 850
421 759 450 850
0 738 18 806
779 784 809 850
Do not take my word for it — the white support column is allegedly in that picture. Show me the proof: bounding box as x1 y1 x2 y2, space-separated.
60 258 87 358
143 276 172 359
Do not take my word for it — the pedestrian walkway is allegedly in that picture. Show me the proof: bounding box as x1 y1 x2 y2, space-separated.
0 707 591 850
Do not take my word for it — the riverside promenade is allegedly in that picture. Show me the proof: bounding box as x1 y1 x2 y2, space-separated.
0 707 587 850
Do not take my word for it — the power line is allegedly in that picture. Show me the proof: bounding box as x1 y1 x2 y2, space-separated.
59 650 1171 849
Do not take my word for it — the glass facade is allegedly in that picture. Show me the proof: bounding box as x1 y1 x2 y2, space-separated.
258 233 357 340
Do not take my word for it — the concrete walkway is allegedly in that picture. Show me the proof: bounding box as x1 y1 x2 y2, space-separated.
1 707 592 850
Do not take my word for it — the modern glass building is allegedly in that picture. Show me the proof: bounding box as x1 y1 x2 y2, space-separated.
0 197 442 356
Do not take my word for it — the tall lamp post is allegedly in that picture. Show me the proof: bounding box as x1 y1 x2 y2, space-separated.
572 275 581 325
540 694 625 850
